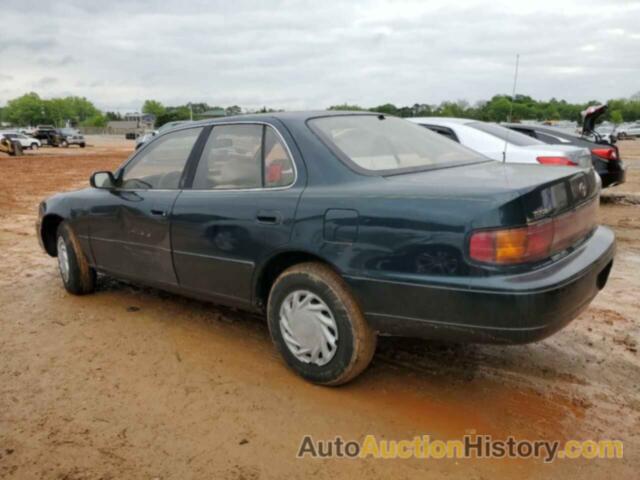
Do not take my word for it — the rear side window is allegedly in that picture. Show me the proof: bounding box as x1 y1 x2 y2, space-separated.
192 124 295 189
536 131 573 144
511 128 537 139
469 122 544 146
423 125 459 143
264 127 295 187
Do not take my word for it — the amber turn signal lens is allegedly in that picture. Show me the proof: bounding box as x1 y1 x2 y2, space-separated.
469 200 597 265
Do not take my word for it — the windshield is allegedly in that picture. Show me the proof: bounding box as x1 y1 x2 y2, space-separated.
309 115 486 174
470 122 544 146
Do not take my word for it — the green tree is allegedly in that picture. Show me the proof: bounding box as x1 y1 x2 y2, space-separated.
82 114 108 127
44 98 73 126
610 110 624 125
65 96 100 123
142 100 166 119
370 103 399 116
225 105 242 116
328 103 365 111
155 106 191 128
4 92 47 126
485 96 512 122
188 102 212 115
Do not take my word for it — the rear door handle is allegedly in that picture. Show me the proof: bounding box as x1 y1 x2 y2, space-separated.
150 208 168 217
256 210 282 224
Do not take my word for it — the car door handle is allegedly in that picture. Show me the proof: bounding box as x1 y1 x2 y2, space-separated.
256 210 282 224
150 209 168 217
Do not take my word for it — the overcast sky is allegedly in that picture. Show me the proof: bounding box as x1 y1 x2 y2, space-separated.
1 0 639 112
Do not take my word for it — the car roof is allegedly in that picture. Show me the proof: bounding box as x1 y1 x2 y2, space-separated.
408 117 476 126
186 110 379 128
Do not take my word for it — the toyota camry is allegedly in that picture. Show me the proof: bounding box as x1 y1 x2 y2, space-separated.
37 112 615 385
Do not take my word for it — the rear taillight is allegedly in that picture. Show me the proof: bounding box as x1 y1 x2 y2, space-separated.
469 200 598 265
536 156 577 166
591 147 617 161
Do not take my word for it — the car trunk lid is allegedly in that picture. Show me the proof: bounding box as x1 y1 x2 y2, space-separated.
384 160 599 224
581 104 607 136
520 144 592 168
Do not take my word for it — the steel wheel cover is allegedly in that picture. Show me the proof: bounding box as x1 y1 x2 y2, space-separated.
279 290 339 366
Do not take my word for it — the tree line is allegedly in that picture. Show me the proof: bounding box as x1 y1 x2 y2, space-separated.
329 93 640 125
1 91 640 128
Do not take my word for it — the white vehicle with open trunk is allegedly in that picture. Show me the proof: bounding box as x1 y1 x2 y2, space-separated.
409 118 592 168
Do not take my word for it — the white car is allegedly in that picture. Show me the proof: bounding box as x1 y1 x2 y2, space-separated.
1 132 41 150
408 118 591 168
617 123 640 139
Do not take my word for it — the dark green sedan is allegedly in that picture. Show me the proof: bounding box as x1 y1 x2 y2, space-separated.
37 112 615 385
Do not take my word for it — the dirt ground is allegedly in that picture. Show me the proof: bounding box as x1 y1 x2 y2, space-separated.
1 136 639 479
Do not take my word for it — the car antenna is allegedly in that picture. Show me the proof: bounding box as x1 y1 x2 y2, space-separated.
502 53 520 163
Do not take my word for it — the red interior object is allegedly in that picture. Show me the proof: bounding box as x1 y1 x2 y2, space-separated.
266 163 283 183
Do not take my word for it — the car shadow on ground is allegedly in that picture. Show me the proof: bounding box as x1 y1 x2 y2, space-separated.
94 273 582 390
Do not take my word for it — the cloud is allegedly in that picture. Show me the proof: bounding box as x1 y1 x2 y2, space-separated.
37 55 77 66
0 0 639 110
33 77 59 88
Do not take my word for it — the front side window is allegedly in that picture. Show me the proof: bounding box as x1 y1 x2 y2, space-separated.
309 115 485 174
192 124 295 189
121 127 203 189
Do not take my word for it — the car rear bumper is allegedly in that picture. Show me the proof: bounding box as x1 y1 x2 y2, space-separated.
600 166 626 188
345 226 615 344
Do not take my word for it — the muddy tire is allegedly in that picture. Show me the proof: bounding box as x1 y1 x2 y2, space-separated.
56 222 96 295
267 262 377 386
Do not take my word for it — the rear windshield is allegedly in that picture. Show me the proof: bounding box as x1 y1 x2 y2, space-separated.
469 122 544 146
309 115 486 174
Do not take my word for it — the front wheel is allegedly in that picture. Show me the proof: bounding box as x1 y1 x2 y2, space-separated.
56 222 96 295
267 262 377 385
31 143 39 150
60 140 69 148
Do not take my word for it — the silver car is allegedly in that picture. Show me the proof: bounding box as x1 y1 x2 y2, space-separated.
408 118 592 168
617 122 640 139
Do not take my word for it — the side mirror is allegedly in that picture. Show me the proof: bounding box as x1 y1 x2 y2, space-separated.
90 171 116 189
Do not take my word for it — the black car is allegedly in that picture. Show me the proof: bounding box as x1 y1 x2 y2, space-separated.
33 125 64 146
33 126 86 148
37 112 615 385
504 106 626 188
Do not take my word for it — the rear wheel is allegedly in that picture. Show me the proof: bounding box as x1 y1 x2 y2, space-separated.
267 262 376 385
80 143 86 148
31 143 39 150
60 140 69 148
56 222 96 295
